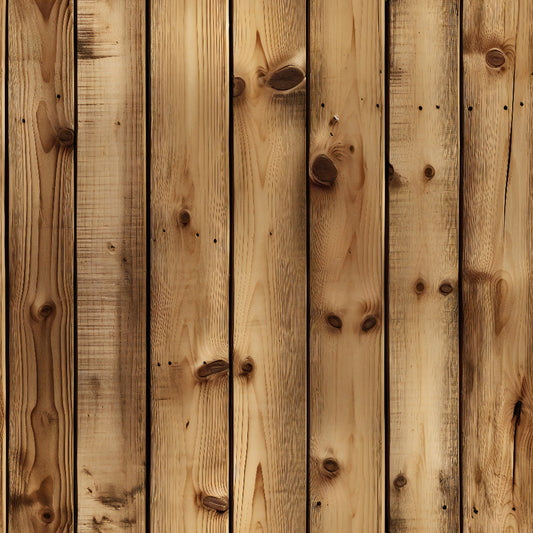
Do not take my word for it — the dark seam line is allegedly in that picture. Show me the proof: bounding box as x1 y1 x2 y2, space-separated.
503 36 517 230
228 0 235 529
305 0 310 530
73 0 78 528
458 0 464 530
4 0 9 530
145 0 152 529
384 0 391 530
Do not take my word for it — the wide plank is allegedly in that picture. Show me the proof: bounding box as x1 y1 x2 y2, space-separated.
232 0 307 530
77 0 147 530
7 0 74 530
462 0 533 530
308 0 385 530
388 1 460 531
150 0 230 530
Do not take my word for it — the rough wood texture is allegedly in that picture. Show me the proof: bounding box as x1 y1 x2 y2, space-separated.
77 0 146 530
308 0 384 530
232 0 307 530
7 0 74 530
388 1 460 531
150 0 230 530
462 0 533 530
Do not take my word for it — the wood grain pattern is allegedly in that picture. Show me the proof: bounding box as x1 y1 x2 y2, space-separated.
388 1 460 531
232 0 307 530
462 0 533 530
308 0 384 531
8 0 74 530
150 0 230 530
76 0 146 530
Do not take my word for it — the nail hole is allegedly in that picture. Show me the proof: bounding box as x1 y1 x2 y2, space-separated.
468 106 473 111
418 106 423 110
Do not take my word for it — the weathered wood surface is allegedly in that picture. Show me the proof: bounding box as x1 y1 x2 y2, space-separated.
388 1 460 531
232 0 307 530
150 0 230 529
77 0 147 530
308 0 384 530
8 0 74 530
462 0 533 530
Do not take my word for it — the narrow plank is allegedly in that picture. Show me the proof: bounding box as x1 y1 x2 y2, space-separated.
462 0 533 529
150 0 230 530
0 0 5 530
7 0 74 529
388 1 460 530
308 0 384 530
232 0 307 529
77 0 146 529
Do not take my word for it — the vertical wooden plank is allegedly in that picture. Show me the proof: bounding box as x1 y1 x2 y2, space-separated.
232 0 307 530
77 0 146 530
388 1 460 530
150 0 230 530
308 0 384 531
7 0 74 530
462 0 533 529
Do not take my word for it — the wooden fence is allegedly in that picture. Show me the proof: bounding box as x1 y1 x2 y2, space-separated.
0 0 531 531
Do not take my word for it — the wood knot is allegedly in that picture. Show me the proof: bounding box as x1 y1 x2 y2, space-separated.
178 209 191 226
415 280 425 294
38 303 55 319
388 163 395 179
486 48 506 69
329 115 339 127
267 65 305 91
361 315 378 332
393 474 407 489
233 76 245 97
310 155 338 188
201 495 228 513
239 357 254 377
40 508 55 524
322 457 340 478
57 127 75 147
326 313 342 329
196 359 229 379
424 165 435 179
439 282 454 295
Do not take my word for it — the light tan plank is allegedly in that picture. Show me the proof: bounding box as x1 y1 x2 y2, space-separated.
232 0 307 530
462 1 533 530
308 0 384 531
388 1 460 531
7 0 74 530
77 0 146 530
150 0 230 530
